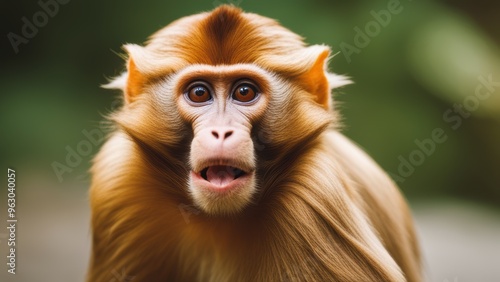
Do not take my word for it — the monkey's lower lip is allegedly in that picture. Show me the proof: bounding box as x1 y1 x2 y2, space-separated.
191 165 252 191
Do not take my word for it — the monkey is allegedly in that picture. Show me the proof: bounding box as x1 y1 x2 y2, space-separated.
88 5 421 282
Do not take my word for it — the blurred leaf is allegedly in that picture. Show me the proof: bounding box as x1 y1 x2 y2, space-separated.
408 9 500 117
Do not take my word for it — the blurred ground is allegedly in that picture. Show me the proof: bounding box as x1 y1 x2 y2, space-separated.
415 201 500 282
1 182 499 282
0 180 90 282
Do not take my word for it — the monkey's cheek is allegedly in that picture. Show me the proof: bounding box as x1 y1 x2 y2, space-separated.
188 171 256 215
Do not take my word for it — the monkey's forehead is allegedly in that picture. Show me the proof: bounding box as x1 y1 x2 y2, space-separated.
147 5 305 65
124 5 332 80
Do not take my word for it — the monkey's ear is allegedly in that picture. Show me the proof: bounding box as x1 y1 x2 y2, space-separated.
122 58 147 103
102 44 148 104
299 46 351 109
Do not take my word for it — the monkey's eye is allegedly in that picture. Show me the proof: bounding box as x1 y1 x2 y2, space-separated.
232 83 258 103
187 85 212 103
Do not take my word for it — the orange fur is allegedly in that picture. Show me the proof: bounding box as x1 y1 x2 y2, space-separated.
124 59 147 103
298 49 331 108
88 5 421 282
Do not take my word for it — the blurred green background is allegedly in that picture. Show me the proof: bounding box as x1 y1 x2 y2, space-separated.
1 0 499 281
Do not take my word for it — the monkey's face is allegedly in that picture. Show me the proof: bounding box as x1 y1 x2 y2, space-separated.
172 64 271 215
115 58 337 216
111 7 349 216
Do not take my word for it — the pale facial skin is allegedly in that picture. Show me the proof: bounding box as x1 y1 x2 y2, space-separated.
173 64 271 215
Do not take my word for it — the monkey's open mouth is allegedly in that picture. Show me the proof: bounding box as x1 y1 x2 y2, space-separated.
199 166 246 187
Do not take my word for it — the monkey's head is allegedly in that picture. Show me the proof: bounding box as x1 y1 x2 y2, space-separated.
107 5 350 215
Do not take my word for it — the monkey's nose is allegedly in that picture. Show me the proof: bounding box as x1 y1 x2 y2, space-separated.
211 129 234 140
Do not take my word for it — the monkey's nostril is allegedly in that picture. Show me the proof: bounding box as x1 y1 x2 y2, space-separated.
224 131 233 139
211 131 219 139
